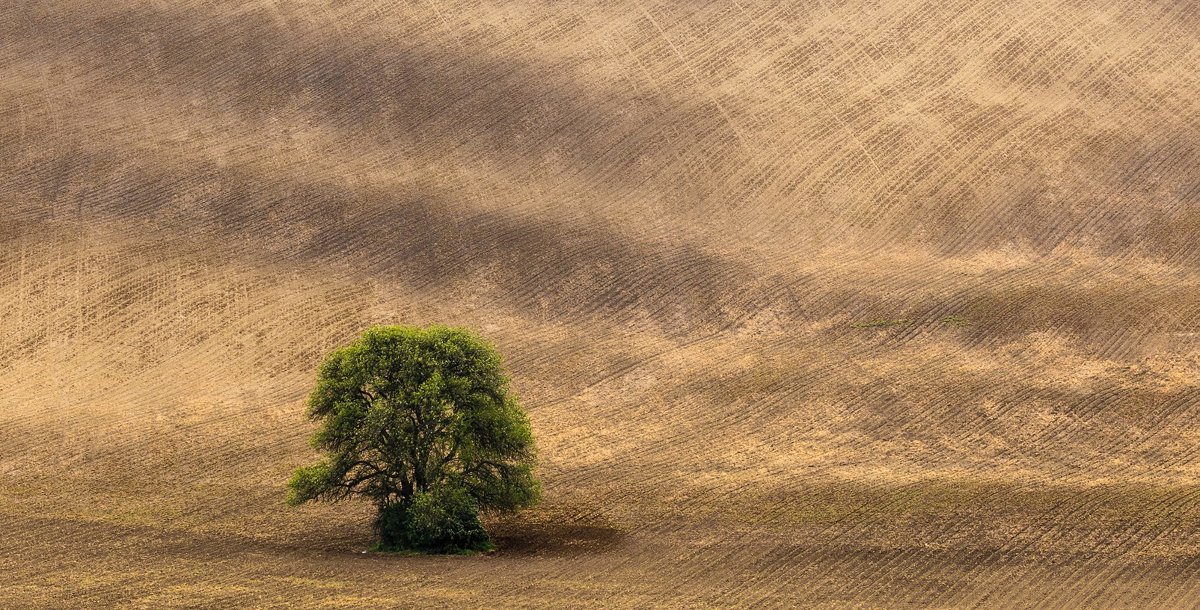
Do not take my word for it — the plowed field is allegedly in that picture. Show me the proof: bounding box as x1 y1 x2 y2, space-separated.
4 1 1200 607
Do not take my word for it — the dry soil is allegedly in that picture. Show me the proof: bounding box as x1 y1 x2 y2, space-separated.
4 1 1200 607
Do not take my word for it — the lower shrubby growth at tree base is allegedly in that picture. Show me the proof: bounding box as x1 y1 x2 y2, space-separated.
287 325 540 553
377 487 493 554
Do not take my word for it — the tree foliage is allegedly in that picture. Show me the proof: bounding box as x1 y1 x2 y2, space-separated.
287 325 539 553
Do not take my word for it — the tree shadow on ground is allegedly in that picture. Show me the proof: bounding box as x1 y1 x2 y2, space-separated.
489 521 626 557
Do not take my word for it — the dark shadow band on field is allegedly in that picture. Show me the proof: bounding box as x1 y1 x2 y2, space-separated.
0 1 799 338
489 521 626 557
6 509 624 563
1 117 806 340
8 1 1200 350
0 0 744 196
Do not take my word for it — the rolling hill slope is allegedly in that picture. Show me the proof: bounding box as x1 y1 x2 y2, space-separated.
3 0 1200 607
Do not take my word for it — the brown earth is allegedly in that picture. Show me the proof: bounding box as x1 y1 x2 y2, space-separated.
4 0 1200 607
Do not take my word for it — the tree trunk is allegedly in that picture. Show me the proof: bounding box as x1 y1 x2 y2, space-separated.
375 500 410 551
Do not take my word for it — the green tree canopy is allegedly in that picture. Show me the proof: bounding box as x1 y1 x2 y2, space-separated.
286 325 539 553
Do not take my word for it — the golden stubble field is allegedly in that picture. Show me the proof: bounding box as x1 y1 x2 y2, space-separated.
4 0 1200 607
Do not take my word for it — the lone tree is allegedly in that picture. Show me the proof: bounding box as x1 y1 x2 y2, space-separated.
287 325 539 553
